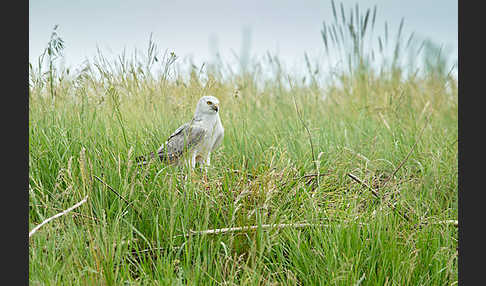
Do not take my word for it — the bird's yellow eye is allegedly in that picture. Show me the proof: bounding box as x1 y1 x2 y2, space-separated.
207 101 213 105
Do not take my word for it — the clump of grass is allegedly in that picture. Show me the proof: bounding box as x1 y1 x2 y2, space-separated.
29 1 457 285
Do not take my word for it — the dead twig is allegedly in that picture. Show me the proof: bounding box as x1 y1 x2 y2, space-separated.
419 219 458 228
93 175 141 216
48 207 100 223
347 173 410 222
347 173 381 198
435 220 458 227
188 223 327 236
29 196 88 238
93 175 131 205
300 172 331 191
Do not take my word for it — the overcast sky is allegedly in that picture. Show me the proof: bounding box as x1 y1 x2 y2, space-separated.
29 0 457 73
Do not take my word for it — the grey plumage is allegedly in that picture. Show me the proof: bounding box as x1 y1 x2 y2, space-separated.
136 121 206 164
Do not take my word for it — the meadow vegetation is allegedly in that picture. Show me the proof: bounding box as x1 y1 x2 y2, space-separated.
29 2 457 285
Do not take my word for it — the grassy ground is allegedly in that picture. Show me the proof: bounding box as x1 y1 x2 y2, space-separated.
29 5 457 285
28 71 457 285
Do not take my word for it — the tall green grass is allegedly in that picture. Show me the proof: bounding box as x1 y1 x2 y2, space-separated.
29 2 457 285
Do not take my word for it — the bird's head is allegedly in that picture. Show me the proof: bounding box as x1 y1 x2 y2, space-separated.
195 95 220 116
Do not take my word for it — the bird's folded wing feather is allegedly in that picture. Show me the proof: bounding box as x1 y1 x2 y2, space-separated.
157 123 207 162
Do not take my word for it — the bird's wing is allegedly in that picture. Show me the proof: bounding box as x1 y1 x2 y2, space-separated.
157 123 207 163
165 122 191 142
136 122 207 165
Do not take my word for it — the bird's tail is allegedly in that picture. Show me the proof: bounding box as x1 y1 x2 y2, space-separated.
135 152 155 165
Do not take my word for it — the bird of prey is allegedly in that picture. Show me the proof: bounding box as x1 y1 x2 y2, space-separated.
136 96 224 168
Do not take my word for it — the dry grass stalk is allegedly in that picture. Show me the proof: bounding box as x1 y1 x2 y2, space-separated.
93 175 131 205
93 175 141 216
347 173 410 222
29 196 88 238
432 220 458 227
189 223 327 236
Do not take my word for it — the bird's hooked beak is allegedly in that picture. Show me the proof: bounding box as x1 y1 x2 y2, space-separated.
211 104 219 112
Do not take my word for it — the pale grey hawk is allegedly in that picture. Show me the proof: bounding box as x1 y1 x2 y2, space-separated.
136 96 224 168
